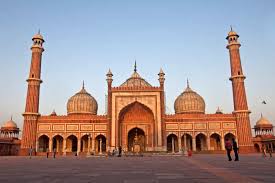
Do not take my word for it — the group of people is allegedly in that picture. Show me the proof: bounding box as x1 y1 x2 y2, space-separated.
108 146 123 157
225 138 239 161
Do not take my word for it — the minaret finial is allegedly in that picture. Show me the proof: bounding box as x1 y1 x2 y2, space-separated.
82 80 85 89
187 78 190 88
38 29 40 34
230 25 233 31
261 113 263 118
11 115 13 120
134 60 137 72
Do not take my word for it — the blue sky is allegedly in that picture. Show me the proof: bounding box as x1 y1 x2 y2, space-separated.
0 0 274 130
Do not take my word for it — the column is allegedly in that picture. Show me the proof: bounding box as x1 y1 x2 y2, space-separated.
207 136 210 151
87 135 91 155
63 140 66 156
35 139 39 152
91 136 95 153
56 139 60 153
99 137 102 154
192 137 196 151
49 138 53 152
221 137 225 150
172 136 175 153
178 135 182 152
77 139 81 155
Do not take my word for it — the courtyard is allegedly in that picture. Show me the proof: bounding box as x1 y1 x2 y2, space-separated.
0 154 274 183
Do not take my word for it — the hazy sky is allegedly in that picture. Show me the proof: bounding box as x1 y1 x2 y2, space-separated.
0 0 274 131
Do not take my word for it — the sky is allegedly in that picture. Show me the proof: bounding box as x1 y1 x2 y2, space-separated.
0 0 274 132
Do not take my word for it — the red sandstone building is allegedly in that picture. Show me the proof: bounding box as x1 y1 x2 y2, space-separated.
19 29 256 156
0 118 20 156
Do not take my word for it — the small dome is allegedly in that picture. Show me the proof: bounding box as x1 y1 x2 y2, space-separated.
67 84 98 115
2 118 17 128
174 81 205 114
32 33 44 41
226 27 239 40
256 114 273 127
120 63 151 87
216 107 223 114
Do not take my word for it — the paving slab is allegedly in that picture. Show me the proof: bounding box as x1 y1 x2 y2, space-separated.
0 154 274 183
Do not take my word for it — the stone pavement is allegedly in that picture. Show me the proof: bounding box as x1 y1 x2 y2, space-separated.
0 154 274 183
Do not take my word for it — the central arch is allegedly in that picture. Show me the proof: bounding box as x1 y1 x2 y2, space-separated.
128 128 146 152
119 102 155 152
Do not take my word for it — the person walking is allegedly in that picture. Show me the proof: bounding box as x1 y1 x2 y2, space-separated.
267 145 272 158
225 139 232 161
29 146 33 159
261 144 267 158
232 138 239 161
46 148 49 158
53 148 56 159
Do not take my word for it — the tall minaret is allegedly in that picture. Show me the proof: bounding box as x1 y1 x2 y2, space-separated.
226 28 254 152
21 31 44 154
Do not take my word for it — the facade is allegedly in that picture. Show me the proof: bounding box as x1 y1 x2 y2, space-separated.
252 115 275 153
20 29 255 155
0 118 21 155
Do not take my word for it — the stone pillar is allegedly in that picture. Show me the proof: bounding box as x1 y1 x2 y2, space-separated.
91 137 95 153
221 137 225 150
63 140 66 156
207 136 210 151
99 137 102 154
178 135 182 152
49 138 53 152
172 136 175 153
77 139 81 155
56 139 60 153
192 137 196 151
87 135 91 155
35 139 39 152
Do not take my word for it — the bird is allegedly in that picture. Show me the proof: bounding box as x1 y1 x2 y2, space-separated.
262 101 267 104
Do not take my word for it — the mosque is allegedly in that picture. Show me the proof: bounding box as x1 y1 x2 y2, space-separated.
1 29 274 156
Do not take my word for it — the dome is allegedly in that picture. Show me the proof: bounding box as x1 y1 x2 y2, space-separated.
67 84 98 115
32 32 44 41
174 81 205 114
2 118 17 128
256 114 273 127
120 63 151 87
226 27 239 39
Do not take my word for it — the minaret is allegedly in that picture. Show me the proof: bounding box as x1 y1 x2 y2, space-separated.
158 68 166 150
106 69 113 149
226 28 254 152
21 31 44 154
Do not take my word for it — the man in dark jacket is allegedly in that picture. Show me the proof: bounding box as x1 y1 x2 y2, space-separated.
225 139 232 161
232 138 239 161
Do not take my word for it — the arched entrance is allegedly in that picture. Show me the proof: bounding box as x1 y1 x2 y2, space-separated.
128 128 146 152
52 135 63 153
167 134 178 153
95 135 106 154
81 135 89 152
66 135 78 152
181 134 192 151
254 143 260 152
210 133 221 150
119 102 154 151
38 135 49 152
196 133 207 151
